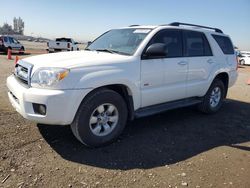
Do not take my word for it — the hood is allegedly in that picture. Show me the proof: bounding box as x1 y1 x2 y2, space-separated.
22 50 133 70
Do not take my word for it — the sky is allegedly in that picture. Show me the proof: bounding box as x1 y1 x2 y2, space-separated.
1 0 250 50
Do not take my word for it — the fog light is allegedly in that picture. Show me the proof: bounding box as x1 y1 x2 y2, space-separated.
33 103 47 115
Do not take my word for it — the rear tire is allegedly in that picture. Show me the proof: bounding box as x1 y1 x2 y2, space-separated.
71 88 128 147
240 59 245 65
198 79 225 114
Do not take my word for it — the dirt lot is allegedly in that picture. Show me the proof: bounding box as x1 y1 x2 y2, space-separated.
0 51 250 188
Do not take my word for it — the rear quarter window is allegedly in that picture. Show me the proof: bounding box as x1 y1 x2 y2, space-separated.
212 35 234 54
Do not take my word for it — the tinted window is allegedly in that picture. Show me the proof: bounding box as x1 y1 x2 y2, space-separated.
183 31 212 57
212 35 234 54
146 29 183 58
9 37 14 43
3 37 8 42
56 38 71 42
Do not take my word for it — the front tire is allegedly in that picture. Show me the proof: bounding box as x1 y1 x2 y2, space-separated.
71 88 128 147
19 46 25 54
198 79 225 114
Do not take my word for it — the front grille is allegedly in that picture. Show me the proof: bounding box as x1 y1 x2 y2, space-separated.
14 61 33 87
16 76 28 85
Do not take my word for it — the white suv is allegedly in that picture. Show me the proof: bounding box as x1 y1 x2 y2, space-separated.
6 22 238 147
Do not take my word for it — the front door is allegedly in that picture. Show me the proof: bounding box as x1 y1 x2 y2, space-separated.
140 29 188 107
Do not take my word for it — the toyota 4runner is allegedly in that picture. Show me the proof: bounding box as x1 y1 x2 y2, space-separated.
7 22 238 147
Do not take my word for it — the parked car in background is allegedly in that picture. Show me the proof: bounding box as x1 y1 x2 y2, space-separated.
0 35 25 54
47 38 79 53
239 51 250 65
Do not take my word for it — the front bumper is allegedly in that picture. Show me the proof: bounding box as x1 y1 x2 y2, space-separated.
7 75 91 125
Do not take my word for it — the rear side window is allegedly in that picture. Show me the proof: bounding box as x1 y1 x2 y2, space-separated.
4 37 8 42
212 35 234 54
146 29 183 58
183 31 212 57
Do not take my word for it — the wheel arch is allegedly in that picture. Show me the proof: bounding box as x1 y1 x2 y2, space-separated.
78 84 136 121
213 72 229 98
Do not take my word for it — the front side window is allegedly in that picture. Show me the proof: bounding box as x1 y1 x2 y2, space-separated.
145 29 183 58
87 28 152 55
183 31 212 57
9 37 14 44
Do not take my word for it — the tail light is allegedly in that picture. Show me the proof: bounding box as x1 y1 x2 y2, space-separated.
67 43 70 48
236 55 239 70
0 37 3 45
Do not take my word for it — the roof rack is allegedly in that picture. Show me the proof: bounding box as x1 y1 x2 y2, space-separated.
129 25 140 27
168 22 223 33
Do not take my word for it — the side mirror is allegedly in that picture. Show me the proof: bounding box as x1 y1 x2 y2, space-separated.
143 43 167 59
87 41 92 46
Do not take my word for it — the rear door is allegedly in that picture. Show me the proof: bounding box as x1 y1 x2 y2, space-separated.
140 29 188 107
183 30 215 97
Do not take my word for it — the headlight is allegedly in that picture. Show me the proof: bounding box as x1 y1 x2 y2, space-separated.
31 68 69 87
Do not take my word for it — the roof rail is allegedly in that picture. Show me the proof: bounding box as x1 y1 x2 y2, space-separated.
129 25 140 27
168 22 223 33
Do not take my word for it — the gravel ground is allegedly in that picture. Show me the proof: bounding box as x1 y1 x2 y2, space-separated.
0 52 250 188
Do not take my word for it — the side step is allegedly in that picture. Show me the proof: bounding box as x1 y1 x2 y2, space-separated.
134 98 202 118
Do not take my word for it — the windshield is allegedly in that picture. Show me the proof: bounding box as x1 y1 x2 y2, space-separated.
87 28 152 55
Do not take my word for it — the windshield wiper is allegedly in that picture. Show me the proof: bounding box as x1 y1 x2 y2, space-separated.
95 49 117 54
86 48 129 55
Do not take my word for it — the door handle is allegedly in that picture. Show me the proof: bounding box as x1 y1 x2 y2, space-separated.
178 61 187 66
207 59 214 64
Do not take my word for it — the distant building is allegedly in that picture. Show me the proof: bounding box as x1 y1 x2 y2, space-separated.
13 17 24 35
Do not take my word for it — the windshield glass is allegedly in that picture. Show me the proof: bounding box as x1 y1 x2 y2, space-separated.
87 28 152 55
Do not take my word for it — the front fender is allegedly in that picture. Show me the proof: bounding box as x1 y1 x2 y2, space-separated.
75 67 141 110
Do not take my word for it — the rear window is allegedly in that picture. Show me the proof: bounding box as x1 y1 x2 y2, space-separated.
212 35 234 54
56 38 71 42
